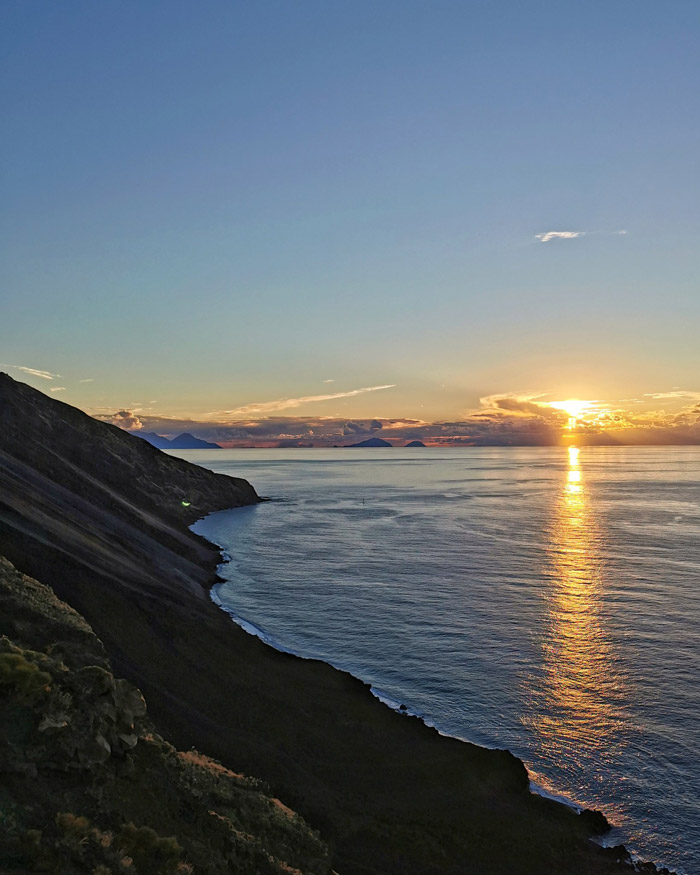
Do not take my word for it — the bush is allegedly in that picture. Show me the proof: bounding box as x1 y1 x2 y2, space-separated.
56 812 92 842
117 823 182 874
0 651 51 702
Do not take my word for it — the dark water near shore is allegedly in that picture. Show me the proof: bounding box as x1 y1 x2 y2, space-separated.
179 446 700 874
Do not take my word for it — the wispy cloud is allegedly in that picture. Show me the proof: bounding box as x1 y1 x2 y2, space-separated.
3 364 61 380
322 379 334 383
205 384 396 420
49 387 66 393
79 378 94 383
535 229 627 243
644 390 700 401
536 231 586 243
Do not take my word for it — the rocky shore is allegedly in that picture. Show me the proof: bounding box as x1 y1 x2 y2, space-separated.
0 373 674 874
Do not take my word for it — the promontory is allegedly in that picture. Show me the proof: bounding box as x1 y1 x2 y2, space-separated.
0 373 671 874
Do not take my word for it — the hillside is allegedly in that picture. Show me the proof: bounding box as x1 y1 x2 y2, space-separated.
0 554 330 874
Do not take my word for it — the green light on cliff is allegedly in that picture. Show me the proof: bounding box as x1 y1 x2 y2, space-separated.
181 500 191 507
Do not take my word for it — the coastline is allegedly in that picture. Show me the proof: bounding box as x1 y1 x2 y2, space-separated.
0 375 675 874
200 514 660 872
198 506 677 875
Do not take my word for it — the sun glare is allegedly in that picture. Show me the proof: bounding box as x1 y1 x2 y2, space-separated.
549 399 595 430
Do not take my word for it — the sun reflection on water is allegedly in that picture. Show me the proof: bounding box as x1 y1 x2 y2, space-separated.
528 447 628 802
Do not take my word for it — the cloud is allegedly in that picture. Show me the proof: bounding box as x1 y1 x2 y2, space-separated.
343 422 365 435
49 387 66 393
205 384 396 420
535 231 586 243
535 229 627 243
79 378 94 383
105 410 143 431
86 388 700 448
87 405 700 447
322 379 334 383
477 393 563 419
644 390 700 401
3 365 61 380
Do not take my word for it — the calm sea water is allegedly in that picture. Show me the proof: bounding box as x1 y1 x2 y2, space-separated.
178 446 700 874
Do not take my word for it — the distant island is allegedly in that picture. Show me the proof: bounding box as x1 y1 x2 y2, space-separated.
346 436 393 447
135 431 221 449
345 438 427 448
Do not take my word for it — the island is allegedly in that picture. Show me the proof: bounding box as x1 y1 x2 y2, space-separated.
136 431 222 449
345 436 393 447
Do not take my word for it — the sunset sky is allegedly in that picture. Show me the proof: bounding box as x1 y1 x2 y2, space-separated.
2 2 699 445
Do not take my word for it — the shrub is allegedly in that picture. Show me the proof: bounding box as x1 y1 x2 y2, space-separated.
117 823 182 874
0 651 51 702
56 812 92 842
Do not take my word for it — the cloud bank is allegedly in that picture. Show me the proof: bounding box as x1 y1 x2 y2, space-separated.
91 391 700 448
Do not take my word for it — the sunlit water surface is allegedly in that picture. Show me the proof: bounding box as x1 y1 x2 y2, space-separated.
178 447 700 874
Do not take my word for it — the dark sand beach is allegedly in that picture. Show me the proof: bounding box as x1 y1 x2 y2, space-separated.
0 374 673 874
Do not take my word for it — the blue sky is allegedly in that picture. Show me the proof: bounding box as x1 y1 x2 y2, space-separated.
2 1 699 437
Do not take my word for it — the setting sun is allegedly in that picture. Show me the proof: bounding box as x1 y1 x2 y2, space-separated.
549 399 595 429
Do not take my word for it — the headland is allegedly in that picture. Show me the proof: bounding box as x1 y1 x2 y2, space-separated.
0 373 673 874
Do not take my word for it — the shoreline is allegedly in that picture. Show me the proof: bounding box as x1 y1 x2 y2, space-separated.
199 510 674 875
212 571 591 808
0 375 676 875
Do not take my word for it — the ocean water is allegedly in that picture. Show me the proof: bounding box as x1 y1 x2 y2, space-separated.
178 446 700 874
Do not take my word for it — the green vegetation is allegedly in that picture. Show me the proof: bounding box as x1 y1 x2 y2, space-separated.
0 649 51 702
0 556 330 875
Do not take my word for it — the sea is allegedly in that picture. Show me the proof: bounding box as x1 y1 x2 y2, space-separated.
173 446 700 875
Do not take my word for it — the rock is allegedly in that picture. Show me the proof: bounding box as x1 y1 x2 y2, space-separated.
579 807 611 834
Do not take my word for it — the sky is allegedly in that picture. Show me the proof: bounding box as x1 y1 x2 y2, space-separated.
2 1 699 446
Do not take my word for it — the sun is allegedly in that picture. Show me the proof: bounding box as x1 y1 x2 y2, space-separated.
549 400 590 419
548 399 595 430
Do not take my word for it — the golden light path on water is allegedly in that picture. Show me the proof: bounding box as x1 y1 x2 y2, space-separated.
528 447 630 818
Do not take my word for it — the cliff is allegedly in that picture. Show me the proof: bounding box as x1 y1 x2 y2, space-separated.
0 374 669 874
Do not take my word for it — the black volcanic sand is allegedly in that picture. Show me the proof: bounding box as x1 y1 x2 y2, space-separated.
0 373 666 875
